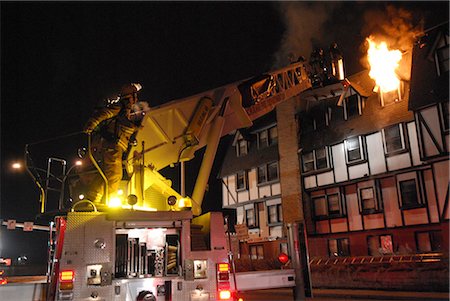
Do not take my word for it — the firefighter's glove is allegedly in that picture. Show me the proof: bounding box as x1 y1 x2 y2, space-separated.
83 123 95 134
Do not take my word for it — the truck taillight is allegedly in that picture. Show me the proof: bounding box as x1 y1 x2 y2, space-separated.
219 290 232 300
217 263 233 300
59 270 74 291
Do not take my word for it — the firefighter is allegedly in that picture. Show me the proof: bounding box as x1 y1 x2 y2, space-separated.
73 83 145 205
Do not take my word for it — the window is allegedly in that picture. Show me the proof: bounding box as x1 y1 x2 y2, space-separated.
435 32 449 75
236 171 248 191
257 125 278 148
399 179 421 209
236 138 248 157
249 245 264 259
267 162 279 182
257 162 279 184
436 45 449 74
344 93 361 120
315 147 329 169
301 147 330 173
327 194 341 215
383 124 406 154
268 203 283 224
368 235 393 256
380 87 402 106
345 136 365 163
313 193 344 219
328 238 350 257
440 101 449 132
245 206 257 228
416 231 442 252
358 186 381 214
302 152 315 173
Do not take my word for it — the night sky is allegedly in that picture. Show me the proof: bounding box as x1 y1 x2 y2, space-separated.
1 2 448 265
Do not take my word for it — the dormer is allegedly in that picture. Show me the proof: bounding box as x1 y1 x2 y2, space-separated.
232 131 248 157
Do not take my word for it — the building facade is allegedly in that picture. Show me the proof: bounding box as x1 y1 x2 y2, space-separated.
220 23 448 269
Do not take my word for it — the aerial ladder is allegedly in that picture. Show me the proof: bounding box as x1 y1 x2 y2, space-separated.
124 62 311 216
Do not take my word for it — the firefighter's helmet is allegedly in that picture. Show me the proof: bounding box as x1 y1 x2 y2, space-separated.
120 83 142 98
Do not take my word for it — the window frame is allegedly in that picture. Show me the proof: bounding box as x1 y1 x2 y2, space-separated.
301 146 331 173
435 32 449 76
379 83 403 107
328 238 350 257
398 178 423 210
382 123 407 155
236 138 248 157
267 203 283 225
236 170 248 191
440 101 449 133
345 136 365 164
245 205 258 229
257 161 279 184
415 230 442 253
257 125 278 149
358 185 382 214
249 244 264 260
343 92 361 120
312 192 345 220
367 234 394 256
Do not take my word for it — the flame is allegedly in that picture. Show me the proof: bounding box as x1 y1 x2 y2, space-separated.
366 37 402 93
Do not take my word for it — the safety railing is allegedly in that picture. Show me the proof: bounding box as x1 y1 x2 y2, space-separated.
309 252 444 265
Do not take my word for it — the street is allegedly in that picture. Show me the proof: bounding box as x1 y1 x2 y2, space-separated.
240 288 450 301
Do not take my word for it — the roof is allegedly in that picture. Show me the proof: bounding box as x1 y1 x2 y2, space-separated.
218 111 279 178
409 22 449 110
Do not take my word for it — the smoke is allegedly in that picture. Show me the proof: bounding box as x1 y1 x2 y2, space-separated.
362 5 424 52
272 2 425 75
272 2 338 68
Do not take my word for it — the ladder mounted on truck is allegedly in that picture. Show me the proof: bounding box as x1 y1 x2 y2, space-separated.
125 62 311 215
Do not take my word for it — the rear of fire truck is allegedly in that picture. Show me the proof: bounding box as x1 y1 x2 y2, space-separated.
53 210 236 301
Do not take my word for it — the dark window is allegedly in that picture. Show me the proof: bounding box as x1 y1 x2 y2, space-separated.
441 101 449 132
368 235 393 256
399 179 420 208
302 152 315 173
329 238 350 257
302 147 330 173
416 231 442 252
249 245 264 259
316 147 329 170
384 124 405 154
345 94 359 119
258 162 279 184
236 171 247 191
257 126 278 149
237 138 248 156
313 193 343 219
437 46 449 74
268 203 283 224
345 136 364 163
267 162 279 182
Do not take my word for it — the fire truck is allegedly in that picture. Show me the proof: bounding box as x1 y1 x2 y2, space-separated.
5 62 311 301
